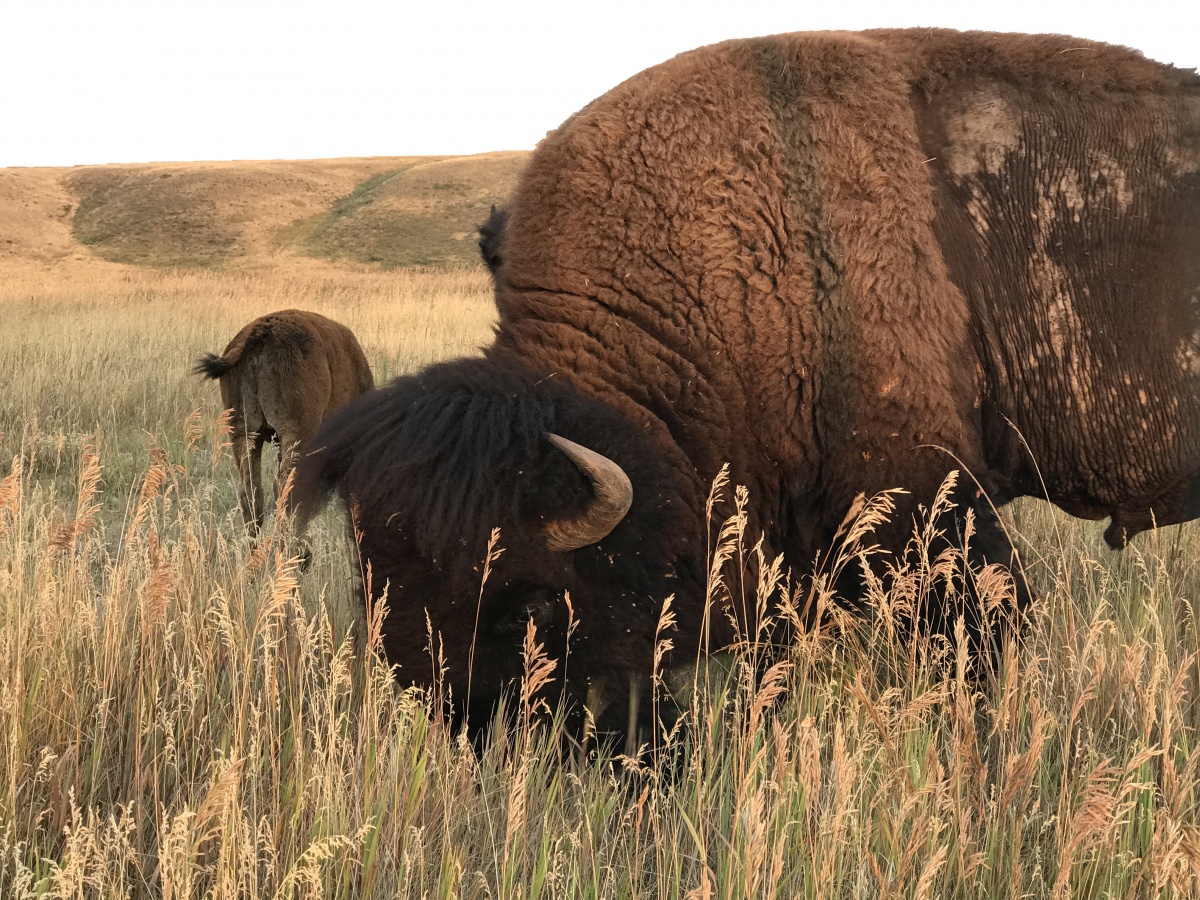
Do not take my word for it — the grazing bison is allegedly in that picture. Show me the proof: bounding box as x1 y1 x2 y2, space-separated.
293 30 1200 733
196 309 373 535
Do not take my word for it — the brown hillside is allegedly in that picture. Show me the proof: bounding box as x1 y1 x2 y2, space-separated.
0 168 80 266
64 157 436 268
0 152 529 274
304 152 528 268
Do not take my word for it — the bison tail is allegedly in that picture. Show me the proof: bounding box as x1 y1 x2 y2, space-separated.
193 352 233 380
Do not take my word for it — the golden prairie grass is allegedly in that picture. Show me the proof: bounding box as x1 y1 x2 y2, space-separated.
0 264 497 512
3 268 1200 897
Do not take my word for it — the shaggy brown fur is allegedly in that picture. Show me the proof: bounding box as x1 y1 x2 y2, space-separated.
294 30 1200 732
494 27 1198 604
196 310 373 534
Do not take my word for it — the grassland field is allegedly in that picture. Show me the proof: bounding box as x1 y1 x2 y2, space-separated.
3 156 1200 898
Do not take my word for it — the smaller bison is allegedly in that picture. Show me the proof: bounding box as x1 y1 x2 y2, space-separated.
195 309 374 535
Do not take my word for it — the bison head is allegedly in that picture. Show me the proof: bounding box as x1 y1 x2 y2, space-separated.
291 357 704 735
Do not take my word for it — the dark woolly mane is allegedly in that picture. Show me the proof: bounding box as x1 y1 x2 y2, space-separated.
292 357 668 562
477 205 508 275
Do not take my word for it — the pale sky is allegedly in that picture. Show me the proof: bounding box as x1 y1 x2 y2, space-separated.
2 0 1196 169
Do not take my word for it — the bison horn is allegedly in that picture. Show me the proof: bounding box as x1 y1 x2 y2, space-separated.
544 433 633 552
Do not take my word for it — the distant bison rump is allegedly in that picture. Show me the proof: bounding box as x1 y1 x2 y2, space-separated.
197 309 374 534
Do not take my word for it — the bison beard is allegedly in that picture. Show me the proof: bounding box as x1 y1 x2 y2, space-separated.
292 360 705 737
293 29 1200 738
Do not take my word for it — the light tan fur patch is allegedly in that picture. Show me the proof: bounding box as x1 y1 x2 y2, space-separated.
944 90 1022 179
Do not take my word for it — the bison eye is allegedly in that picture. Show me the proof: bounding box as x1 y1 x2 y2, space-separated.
491 581 560 635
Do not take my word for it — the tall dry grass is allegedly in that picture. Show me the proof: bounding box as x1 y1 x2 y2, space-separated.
0 264 496 513
3 267 1200 897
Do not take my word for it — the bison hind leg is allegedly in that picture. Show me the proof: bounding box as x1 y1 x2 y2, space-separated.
273 413 323 514
232 427 267 537
271 417 326 571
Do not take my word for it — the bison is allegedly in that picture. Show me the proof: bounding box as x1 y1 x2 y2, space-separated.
293 30 1200 734
196 309 373 535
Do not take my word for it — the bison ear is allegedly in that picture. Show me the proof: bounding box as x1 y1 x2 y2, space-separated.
492 584 559 636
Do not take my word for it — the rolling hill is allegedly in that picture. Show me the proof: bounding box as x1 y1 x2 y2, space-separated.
0 151 528 273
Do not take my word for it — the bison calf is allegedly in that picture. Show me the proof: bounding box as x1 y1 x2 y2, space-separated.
195 309 373 535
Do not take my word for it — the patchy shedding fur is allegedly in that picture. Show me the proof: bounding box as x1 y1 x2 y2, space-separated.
198 309 373 534
295 30 1200 732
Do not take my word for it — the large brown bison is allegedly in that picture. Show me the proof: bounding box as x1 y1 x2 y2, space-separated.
293 30 1200 733
196 309 373 535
